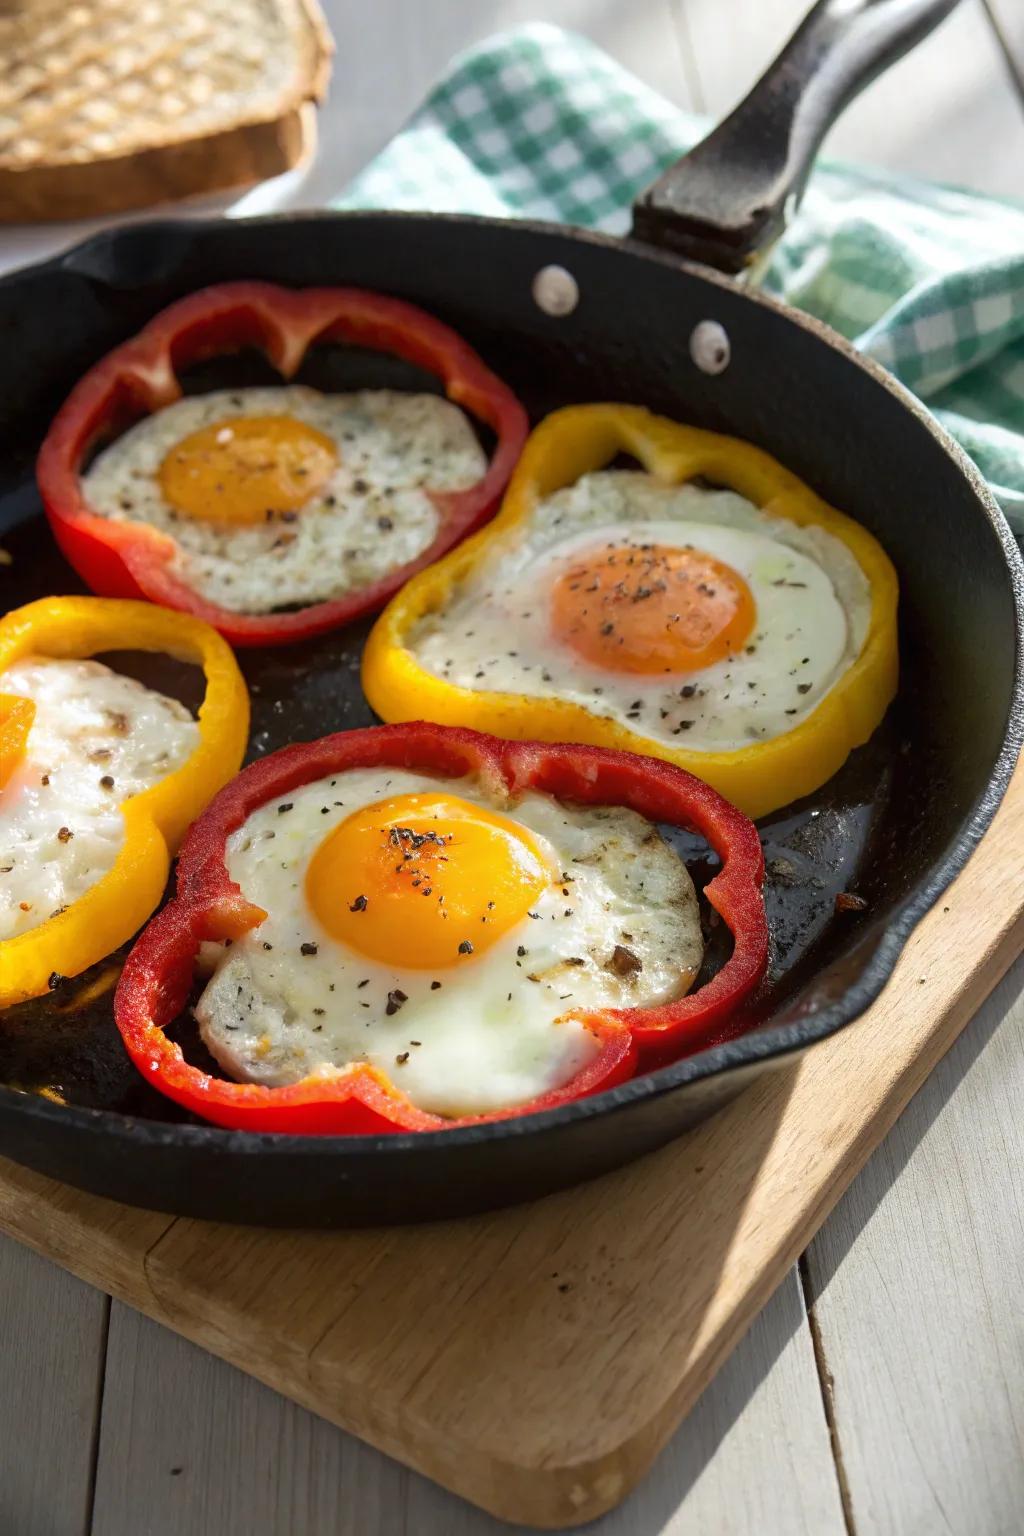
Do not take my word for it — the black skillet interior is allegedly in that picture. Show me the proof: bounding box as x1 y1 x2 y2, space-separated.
0 212 1020 1226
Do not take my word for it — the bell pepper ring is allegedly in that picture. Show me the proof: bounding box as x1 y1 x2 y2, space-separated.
114 723 768 1136
0 596 249 1008
0 693 35 791
361 404 900 821
36 282 529 647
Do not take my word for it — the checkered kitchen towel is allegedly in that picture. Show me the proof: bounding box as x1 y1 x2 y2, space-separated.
335 25 1024 533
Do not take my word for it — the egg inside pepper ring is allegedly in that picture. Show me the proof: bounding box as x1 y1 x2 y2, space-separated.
113 723 768 1136
0 596 248 1007
36 282 529 647
361 405 900 820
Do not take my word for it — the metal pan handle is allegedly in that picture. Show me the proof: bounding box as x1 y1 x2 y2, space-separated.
630 0 961 274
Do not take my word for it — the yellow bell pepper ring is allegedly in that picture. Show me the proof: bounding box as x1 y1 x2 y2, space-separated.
0 694 35 791
0 596 249 1007
362 404 899 820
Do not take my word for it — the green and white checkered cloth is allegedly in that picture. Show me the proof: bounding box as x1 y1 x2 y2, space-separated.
335 24 1024 533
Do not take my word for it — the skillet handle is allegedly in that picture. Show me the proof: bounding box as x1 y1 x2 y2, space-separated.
630 0 961 274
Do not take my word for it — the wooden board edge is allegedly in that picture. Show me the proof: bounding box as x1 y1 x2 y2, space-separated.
0 1161 176 1308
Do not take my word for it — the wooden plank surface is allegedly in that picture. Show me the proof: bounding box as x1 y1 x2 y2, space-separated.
680 0 1024 200
3 762 1022 1528
804 954 1024 1536
91 1301 412 1536
89 1270 846 1536
0 1235 108 1536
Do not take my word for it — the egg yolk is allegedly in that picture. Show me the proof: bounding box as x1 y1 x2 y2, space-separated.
159 415 338 525
0 693 35 790
305 792 551 970
551 541 756 675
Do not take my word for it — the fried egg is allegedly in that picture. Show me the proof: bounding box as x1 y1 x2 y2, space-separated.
408 471 873 753
82 387 487 614
0 658 198 941
195 767 703 1118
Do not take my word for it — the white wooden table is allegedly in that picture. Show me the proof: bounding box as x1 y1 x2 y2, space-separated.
2 4 1023 1533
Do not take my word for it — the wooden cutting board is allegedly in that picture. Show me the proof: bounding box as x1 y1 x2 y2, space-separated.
1 764 1022 1530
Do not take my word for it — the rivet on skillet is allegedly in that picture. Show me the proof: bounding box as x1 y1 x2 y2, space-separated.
532 265 579 318
689 320 731 375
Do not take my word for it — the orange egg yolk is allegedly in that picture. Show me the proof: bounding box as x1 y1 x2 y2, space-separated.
305 792 551 970
0 693 35 791
159 415 338 525
551 541 756 675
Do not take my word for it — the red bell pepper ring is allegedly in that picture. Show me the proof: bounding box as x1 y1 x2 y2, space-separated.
114 725 768 1135
37 282 529 648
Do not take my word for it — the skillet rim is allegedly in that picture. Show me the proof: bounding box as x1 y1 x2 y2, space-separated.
1 207 1021 1165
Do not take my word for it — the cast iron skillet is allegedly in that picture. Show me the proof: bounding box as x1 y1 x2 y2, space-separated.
0 0 1021 1226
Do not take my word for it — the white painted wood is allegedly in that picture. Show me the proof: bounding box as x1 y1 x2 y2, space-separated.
90 1301 412 1536
0 1233 107 1536
680 0 1024 199
804 953 1024 1536
89 1269 843 1535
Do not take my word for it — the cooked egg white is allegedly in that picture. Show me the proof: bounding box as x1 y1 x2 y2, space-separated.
82 386 487 615
408 472 872 753
195 766 703 1118
0 657 198 941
